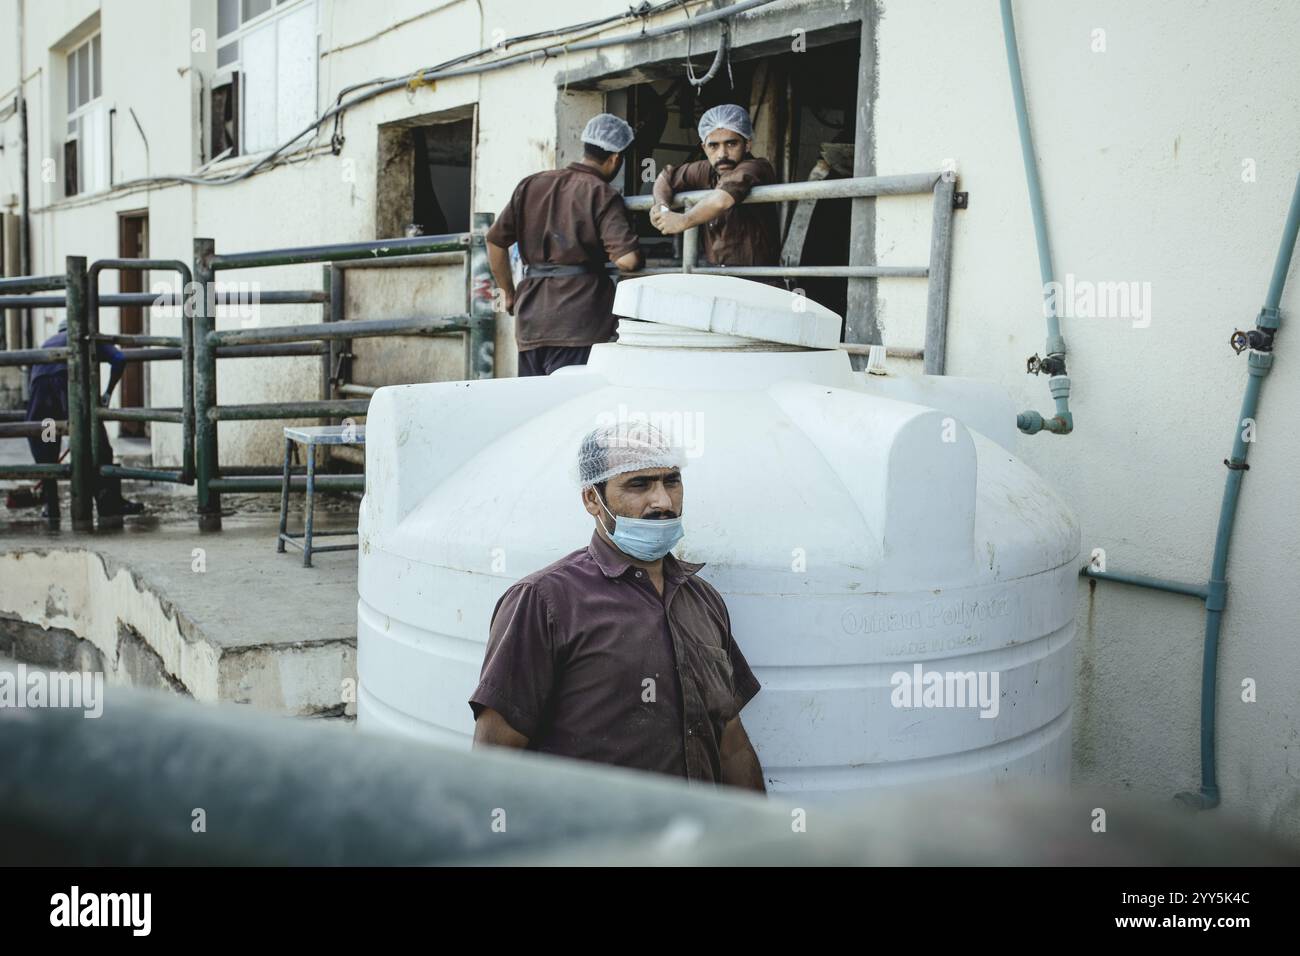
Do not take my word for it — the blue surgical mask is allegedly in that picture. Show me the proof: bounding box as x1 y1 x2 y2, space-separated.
597 492 685 562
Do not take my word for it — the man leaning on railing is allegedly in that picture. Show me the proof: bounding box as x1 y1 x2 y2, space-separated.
649 104 782 285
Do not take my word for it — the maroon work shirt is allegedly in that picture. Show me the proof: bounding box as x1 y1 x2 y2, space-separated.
658 156 781 267
487 163 640 351
469 531 761 784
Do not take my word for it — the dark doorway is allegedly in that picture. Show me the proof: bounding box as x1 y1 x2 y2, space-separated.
117 212 148 437
619 36 860 323
376 108 474 239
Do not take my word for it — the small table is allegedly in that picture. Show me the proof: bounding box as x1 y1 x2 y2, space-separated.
277 424 365 567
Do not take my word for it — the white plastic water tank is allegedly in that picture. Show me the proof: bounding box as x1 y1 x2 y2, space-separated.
357 275 1080 797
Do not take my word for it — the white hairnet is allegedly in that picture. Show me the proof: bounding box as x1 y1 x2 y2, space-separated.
576 420 685 489
581 113 635 153
698 104 753 143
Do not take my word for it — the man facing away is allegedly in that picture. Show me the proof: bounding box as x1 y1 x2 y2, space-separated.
469 421 766 791
649 104 781 274
26 320 144 520
486 114 644 377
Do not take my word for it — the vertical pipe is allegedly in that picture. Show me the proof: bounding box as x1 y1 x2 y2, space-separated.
682 200 699 274
1177 172 1300 811
64 256 94 531
1264 172 1300 311
318 265 333 471
923 177 956 375
302 443 315 568
276 437 292 554
468 212 495 379
328 264 343 392
193 238 221 531
179 265 195 484
319 264 334 409
1000 0 1057 318
86 266 103 472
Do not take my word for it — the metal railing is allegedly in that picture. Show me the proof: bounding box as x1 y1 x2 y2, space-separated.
622 170 958 371
87 259 196 485
191 215 496 531
2 173 945 532
0 260 93 529
0 218 495 531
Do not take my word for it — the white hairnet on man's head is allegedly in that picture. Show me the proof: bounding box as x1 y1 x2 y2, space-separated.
698 104 753 143
576 420 685 489
582 113 635 153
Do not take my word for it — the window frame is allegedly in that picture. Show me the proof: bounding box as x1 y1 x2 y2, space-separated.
64 31 102 197
213 0 317 161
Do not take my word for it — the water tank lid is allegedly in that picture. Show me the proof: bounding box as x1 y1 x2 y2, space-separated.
613 274 841 349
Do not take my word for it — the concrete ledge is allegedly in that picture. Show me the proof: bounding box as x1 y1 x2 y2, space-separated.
0 544 356 718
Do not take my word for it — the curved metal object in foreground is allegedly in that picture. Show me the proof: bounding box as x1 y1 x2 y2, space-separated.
0 677 1295 866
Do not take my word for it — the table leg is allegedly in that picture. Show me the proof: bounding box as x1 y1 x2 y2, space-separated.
277 437 293 553
302 443 316 568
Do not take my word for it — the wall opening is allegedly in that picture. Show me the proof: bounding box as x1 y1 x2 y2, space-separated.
376 106 475 239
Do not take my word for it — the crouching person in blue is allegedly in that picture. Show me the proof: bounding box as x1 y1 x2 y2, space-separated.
27 321 144 520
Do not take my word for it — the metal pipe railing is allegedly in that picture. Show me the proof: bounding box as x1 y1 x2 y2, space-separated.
0 294 64 308
0 273 64 293
0 462 70 478
0 346 71 365
621 172 943 211
101 290 328 307
100 407 183 424
210 474 365 493
65 256 94 529
631 265 928 279
207 233 471 271
209 400 370 421
332 251 465 271
0 420 66 438
622 170 955 368
0 264 83 522
87 258 195 486
191 223 496 528
207 315 469 348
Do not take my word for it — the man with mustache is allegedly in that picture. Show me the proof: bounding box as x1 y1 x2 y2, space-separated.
486 114 644 377
649 104 781 277
469 421 766 791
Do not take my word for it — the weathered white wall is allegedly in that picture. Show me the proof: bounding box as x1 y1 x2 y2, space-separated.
3 0 1299 841
874 0 1300 838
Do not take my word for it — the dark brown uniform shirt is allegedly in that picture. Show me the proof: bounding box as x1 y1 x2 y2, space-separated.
469 530 761 784
487 163 640 351
660 156 781 267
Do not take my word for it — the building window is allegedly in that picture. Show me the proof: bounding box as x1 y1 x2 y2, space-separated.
376 108 475 239
65 32 106 197
213 0 318 159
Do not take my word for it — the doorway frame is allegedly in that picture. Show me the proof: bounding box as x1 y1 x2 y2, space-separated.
116 209 150 437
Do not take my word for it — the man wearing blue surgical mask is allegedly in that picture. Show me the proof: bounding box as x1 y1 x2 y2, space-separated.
469 422 765 791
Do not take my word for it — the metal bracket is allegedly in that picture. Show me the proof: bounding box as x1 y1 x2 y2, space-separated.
330 351 353 388
1224 459 1250 471
953 191 969 210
